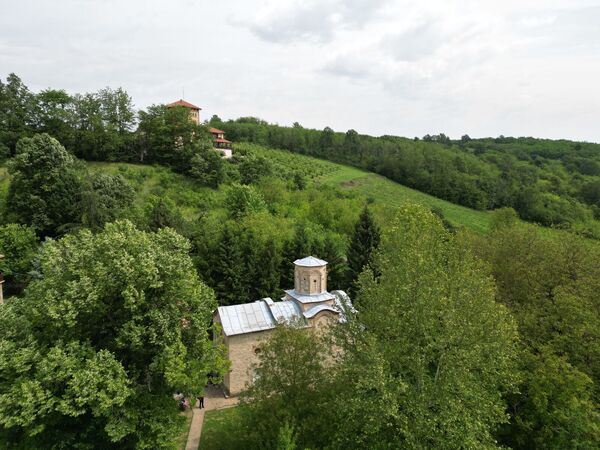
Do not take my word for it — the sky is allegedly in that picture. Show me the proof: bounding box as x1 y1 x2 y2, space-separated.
1 0 599 141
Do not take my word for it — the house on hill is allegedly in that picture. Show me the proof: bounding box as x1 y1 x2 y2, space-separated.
213 256 352 396
166 99 201 124
166 99 233 158
209 127 232 158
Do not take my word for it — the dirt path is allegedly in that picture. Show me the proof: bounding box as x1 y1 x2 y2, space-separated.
185 386 239 450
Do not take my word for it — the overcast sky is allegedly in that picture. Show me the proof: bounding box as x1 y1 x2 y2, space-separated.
1 0 599 141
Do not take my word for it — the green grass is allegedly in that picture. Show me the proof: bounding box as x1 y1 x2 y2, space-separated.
176 410 194 450
241 143 493 234
198 407 241 450
317 166 492 234
0 145 581 238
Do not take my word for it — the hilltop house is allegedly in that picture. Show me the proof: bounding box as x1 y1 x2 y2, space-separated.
166 99 201 124
213 256 352 396
166 99 233 158
209 127 232 158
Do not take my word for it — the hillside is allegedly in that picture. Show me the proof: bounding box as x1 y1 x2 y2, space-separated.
245 143 492 234
217 118 600 238
0 143 572 237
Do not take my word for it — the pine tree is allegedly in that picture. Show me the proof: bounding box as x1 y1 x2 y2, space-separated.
212 225 246 305
347 206 380 295
252 238 282 300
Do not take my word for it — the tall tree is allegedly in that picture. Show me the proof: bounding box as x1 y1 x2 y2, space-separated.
136 104 205 170
238 324 330 449
331 204 519 449
0 73 35 155
346 206 380 295
80 173 135 230
280 225 312 288
250 238 281 300
7 134 82 236
211 224 246 305
0 220 223 448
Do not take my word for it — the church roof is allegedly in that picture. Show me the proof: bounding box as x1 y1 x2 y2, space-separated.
294 256 328 267
216 291 353 336
284 289 336 304
217 301 275 336
303 304 338 318
167 99 201 110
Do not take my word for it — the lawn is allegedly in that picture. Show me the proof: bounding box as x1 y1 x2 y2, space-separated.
176 410 194 450
199 407 241 450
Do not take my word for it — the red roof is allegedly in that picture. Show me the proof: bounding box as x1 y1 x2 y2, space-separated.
215 138 231 143
167 99 201 110
209 127 225 134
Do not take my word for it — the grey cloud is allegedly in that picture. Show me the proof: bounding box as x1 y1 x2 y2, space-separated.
247 0 388 44
320 55 372 79
384 21 444 62
518 6 600 52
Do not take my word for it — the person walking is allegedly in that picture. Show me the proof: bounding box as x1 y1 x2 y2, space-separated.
197 395 204 409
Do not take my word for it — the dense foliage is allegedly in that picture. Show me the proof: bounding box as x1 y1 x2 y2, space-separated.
0 221 223 449
346 206 380 296
7 134 82 236
463 218 600 448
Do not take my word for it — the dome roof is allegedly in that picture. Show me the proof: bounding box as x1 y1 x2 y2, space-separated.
293 256 328 267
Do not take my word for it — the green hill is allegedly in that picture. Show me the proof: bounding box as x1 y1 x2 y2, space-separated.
0 142 576 237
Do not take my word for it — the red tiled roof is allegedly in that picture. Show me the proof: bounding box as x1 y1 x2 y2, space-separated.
215 138 231 143
167 99 201 110
209 127 225 134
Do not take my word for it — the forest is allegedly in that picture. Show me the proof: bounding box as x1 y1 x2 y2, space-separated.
0 73 599 449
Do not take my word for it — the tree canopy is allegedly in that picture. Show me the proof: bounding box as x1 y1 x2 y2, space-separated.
0 220 223 449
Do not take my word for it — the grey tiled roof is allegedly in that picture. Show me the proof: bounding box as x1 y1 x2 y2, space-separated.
293 256 328 267
216 290 353 336
269 300 303 322
217 301 275 336
284 289 336 304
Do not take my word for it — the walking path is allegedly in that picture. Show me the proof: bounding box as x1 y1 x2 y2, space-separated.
185 385 239 450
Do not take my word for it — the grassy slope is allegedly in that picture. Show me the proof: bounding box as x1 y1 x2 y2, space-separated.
243 143 492 234
317 165 491 234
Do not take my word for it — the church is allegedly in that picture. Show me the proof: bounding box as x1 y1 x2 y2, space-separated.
213 256 352 396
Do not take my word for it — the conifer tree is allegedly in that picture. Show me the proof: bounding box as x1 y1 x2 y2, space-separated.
212 225 246 305
252 238 282 300
347 206 380 294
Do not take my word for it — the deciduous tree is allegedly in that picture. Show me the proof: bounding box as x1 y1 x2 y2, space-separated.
7 134 82 236
0 220 222 448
